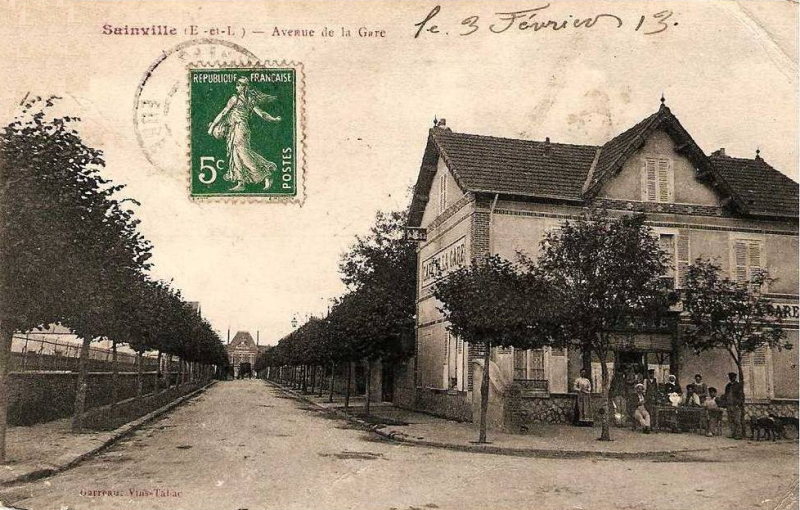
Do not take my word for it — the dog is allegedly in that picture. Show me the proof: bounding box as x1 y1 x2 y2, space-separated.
750 415 781 441
770 414 799 439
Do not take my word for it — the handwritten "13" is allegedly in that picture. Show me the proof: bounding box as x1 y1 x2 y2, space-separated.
414 4 676 38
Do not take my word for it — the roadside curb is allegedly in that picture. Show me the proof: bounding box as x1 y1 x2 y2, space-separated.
1 380 217 487
266 380 741 460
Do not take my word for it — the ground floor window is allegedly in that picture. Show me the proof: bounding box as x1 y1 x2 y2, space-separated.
443 332 467 391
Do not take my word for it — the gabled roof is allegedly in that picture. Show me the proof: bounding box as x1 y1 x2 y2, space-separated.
408 105 798 226
709 154 799 218
229 331 256 348
584 104 708 197
432 129 599 201
408 128 598 226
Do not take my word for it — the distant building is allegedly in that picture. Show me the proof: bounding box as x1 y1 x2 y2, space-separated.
226 331 265 377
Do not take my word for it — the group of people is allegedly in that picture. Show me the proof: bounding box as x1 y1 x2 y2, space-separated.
575 366 746 438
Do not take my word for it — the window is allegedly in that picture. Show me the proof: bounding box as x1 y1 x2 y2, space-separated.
732 239 764 289
642 157 673 203
443 331 466 391
742 346 771 401
658 231 690 288
438 174 447 214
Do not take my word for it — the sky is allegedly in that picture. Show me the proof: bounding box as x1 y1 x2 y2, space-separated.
2 0 797 346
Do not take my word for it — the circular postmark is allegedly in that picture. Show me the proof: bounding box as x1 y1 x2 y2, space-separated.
133 39 259 178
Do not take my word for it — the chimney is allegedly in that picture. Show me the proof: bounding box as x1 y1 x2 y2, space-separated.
544 137 552 156
711 148 726 157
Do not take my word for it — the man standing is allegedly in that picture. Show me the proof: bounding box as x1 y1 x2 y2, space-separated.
644 369 659 411
724 372 745 439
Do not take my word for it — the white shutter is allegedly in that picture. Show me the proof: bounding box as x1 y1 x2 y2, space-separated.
590 362 614 394
643 159 657 202
676 231 690 288
734 241 748 282
548 347 568 394
748 242 762 275
657 159 672 202
659 234 675 278
456 337 465 391
743 347 770 400
442 331 450 389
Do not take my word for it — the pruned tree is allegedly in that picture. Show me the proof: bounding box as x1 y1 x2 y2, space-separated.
682 258 789 430
433 255 555 443
526 212 673 441
337 210 417 413
0 98 152 442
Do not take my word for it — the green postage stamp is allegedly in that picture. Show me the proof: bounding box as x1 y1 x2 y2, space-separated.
189 63 304 202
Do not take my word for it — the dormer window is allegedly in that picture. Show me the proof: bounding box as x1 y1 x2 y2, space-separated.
642 157 673 203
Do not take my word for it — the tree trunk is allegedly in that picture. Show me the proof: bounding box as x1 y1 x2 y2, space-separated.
0 322 16 463
344 362 351 411
110 339 119 424
71 336 92 433
329 362 336 403
178 357 184 387
364 360 372 416
598 351 612 441
738 361 747 438
164 354 171 391
136 348 144 398
478 340 491 444
318 366 324 397
302 365 308 393
154 350 162 393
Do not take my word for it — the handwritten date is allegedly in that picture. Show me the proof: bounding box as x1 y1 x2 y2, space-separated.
414 4 676 38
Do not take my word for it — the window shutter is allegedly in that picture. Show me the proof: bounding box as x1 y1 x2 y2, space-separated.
658 234 675 277
644 159 657 202
676 231 690 288
747 242 762 274
657 159 672 202
734 241 748 282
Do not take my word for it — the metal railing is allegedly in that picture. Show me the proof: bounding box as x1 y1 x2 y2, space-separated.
11 333 169 373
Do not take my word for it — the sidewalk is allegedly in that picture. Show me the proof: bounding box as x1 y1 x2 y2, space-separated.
0 381 215 486
271 382 754 459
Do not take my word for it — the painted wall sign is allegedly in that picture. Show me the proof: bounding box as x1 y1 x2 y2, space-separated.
421 236 467 288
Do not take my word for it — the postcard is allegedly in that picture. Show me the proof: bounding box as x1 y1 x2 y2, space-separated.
0 1 797 509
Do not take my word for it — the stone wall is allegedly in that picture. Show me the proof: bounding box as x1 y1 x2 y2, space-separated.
392 361 416 409
8 372 198 425
504 390 608 432
8 371 178 426
81 382 204 431
744 400 799 420
414 387 473 422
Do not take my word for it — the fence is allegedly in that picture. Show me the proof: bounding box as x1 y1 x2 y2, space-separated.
11 333 168 373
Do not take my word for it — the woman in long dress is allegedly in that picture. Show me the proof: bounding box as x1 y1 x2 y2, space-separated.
208 77 281 191
574 368 593 426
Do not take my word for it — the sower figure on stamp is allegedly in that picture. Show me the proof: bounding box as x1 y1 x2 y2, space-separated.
208 77 281 191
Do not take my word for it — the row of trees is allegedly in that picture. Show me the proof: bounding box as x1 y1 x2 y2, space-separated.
432 212 789 442
257 211 416 415
258 206 788 444
0 98 228 462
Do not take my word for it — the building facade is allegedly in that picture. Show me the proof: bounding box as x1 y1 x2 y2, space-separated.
227 331 262 378
405 103 799 430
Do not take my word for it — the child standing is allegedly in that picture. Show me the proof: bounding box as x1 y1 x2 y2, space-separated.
704 387 723 436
